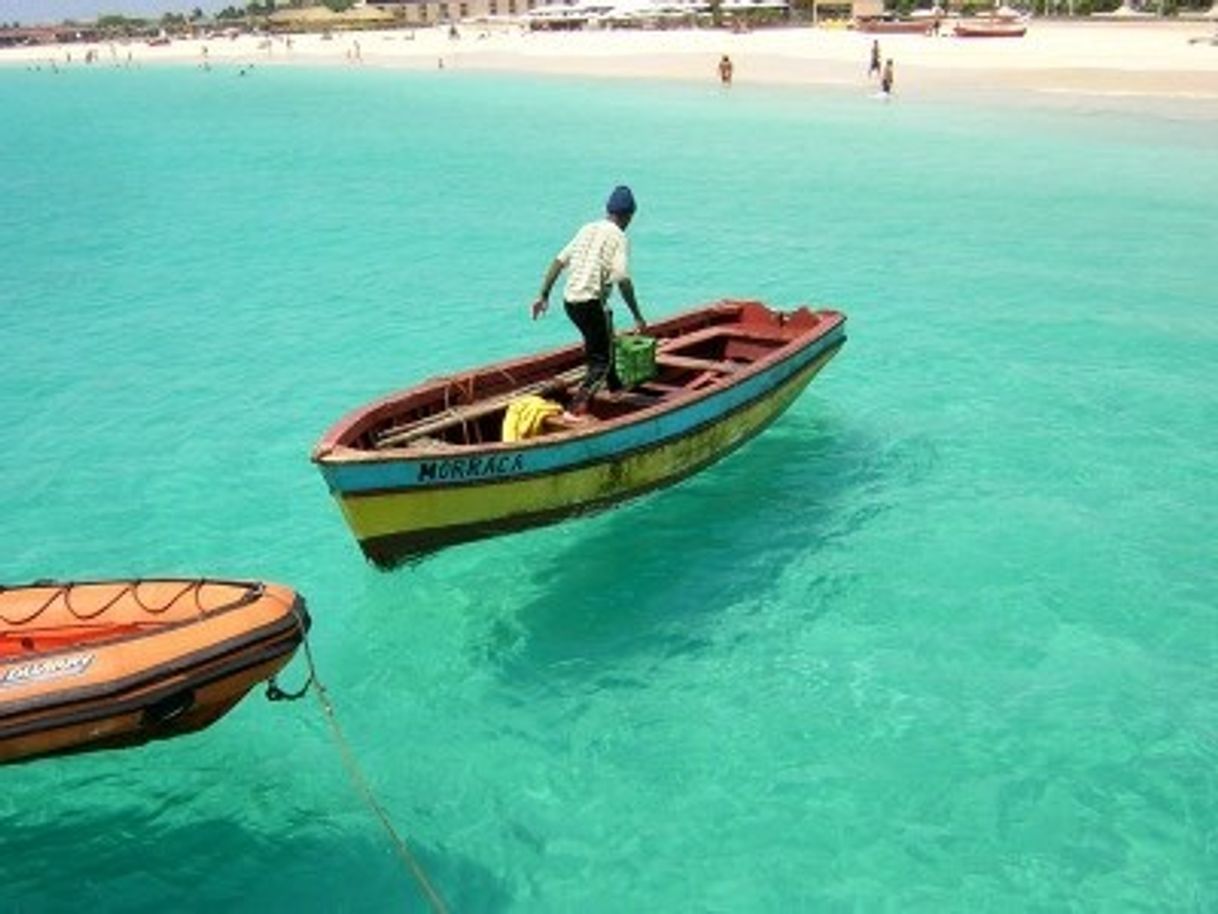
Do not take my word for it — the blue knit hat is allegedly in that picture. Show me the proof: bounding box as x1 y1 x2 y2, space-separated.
606 185 637 216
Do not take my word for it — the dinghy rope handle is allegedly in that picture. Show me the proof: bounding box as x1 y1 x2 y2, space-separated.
1 579 258 627
266 605 450 914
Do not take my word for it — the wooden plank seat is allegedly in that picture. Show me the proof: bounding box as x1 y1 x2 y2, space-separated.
635 380 688 396
596 390 664 410
654 353 739 375
657 323 790 353
688 370 722 391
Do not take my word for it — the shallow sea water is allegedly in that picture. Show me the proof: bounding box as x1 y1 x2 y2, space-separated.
1 64 1216 912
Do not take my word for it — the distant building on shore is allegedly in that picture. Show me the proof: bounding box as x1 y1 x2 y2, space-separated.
267 4 399 29
0 25 103 46
375 0 540 24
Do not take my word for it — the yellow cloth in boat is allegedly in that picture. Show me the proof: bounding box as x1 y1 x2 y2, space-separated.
502 395 564 443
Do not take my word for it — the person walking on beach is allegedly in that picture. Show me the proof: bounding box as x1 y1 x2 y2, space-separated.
868 40 882 79
881 58 895 96
718 54 734 86
531 186 647 415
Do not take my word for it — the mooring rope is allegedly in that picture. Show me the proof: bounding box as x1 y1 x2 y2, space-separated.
268 614 449 914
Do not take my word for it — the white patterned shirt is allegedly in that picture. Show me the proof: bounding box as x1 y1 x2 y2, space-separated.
557 218 630 304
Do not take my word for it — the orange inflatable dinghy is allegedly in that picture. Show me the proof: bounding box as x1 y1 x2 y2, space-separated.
0 578 309 765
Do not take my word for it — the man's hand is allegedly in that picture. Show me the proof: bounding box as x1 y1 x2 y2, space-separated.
531 296 548 320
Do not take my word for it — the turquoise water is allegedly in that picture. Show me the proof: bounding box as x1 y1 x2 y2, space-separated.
2 64 1216 912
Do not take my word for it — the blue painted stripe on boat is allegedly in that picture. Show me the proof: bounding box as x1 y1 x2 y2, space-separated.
322 326 844 496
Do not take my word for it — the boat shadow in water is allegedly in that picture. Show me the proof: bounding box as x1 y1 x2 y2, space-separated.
4 799 506 913
489 407 901 682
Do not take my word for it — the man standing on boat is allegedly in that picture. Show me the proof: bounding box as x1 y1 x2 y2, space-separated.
531 185 647 415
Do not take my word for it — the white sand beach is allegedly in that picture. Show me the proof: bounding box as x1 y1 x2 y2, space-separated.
4 20 1218 102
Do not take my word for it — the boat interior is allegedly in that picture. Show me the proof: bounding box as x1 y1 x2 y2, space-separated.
1 621 168 657
361 319 796 452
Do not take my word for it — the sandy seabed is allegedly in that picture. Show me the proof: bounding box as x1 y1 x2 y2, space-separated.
4 19 1218 108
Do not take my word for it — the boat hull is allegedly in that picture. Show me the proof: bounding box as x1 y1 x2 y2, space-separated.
0 580 308 765
318 309 845 566
954 22 1027 36
856 19 936 33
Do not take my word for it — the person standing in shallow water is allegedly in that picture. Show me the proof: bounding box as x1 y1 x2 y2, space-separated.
531 186 647 415
881 58 895 96
719 54 734 86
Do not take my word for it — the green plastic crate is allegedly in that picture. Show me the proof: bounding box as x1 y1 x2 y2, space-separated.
614 335 657 389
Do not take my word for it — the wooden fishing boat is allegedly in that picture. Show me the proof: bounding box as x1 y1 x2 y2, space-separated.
953 19 1027 36
855 15 937 33
313 299 847 567
0 579 309 765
